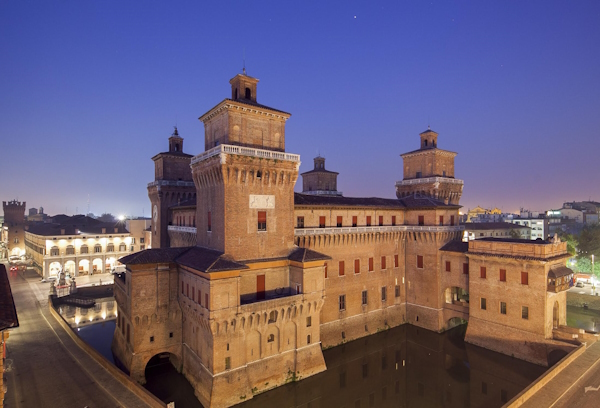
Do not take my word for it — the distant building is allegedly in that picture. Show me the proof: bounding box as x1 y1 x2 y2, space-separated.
466 206 502 222
27 207 47 223
2 200 26 257
124 218 151 252
25 215 133 280
464 222 531 240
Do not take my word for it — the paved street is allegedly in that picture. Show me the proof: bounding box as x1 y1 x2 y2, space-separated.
2 262 154 408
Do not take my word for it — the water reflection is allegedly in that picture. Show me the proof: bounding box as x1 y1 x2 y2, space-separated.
567 305 600 332
64 298 548 408
57 298 117 328
240 325 546 408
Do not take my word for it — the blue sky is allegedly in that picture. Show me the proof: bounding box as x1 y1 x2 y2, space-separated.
1 1 599 217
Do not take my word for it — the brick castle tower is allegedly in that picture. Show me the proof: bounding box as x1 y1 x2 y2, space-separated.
3 200 26 256
395 128 464 204
147 127 196 248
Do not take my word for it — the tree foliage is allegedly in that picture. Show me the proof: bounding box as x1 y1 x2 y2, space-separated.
98 213 116 222
557 231 578 256
577 224 600 259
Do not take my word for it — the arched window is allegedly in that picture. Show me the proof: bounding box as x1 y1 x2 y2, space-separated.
267 334 275 343
175 143 180 152
94 245 102 253
245 87 251 99
424 140 428 147
234 88 238 99
106 244 114 252
50 246 59 256
80 245 88 254
66 245 74 255
268 311 277 323
257 170 262 179
119 243 126 252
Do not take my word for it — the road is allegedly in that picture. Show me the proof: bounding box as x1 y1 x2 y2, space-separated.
3 264 153 408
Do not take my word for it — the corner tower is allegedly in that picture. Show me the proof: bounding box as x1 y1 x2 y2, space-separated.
148 127 196 248
395 128 464 204
192 73 298 261
300 156 342 196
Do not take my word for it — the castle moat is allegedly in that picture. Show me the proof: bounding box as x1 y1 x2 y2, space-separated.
57 297 565 408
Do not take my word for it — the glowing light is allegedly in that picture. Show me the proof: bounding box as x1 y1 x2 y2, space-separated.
89 317 93 322
102 312 107 320
118 215 125 221
75 316 81 325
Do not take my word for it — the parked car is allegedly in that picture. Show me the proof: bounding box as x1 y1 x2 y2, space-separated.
9 266 18 272
576 281 584 288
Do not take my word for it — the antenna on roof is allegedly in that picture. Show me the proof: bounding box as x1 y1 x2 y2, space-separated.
243 48 246 75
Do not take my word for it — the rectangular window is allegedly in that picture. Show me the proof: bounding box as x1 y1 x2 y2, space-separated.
192 287 195 301
337 216 343 227
500 269 506 282
463 263 469 275
354 259 360 274
339 295 346 311
480 266 486 279
500 302 507 315
225 357 231 370
362 290 368 305
450 215 455 226
306 316 312 327
366 216 372 226
522 306 529 320
417 255 424 269
381 256 386 270
339 261 345 276
319 216 326 228
182 281 184 294
258 211 267 231
297 216 304 228
369 257 374 272
446 261 451 272
392 215 396 226
186 283 189 297
379 216 384 226
480 298 486 310
418 215 424 226
140 245 145 250
352 216 357 227
205 293 209 309
140 237 145 244
198 289 201 304
381 287 387 301
439 216 444 226
521 271 528 285
324 263 328 279
395 285 400 297
394 255 399 268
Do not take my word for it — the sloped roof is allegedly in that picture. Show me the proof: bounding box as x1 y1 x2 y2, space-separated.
295 192 458 209
0 265 19 331
119 246 248 273
288 247 331 263
27 216 129 236
548 266 574 279
440 241 469 253
464 222 531 231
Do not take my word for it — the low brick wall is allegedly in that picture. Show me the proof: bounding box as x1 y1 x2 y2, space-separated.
567 292 600 310
49 301 166 408
504 344 586 407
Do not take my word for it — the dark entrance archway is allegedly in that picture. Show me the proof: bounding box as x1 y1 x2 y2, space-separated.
144 353 200 407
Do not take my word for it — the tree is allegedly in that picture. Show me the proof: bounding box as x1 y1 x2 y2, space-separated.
509 229 520 239
577 224 600 258
98 213 116 223
557 231 578 256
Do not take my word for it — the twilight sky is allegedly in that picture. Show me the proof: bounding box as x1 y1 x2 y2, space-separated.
1 1 599 218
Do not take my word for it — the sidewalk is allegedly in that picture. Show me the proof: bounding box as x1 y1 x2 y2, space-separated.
3 262 159 408
519 340 600 408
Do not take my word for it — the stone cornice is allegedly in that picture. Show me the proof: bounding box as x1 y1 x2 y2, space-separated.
191 144 300 166
400 148 457 159
199 100 291 123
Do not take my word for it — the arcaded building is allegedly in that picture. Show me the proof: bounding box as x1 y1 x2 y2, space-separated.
114 72 575 408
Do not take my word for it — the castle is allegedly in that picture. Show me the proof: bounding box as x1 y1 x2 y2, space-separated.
112 73 575 408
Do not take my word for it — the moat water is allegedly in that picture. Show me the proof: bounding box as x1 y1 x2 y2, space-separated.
59 298 592 408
